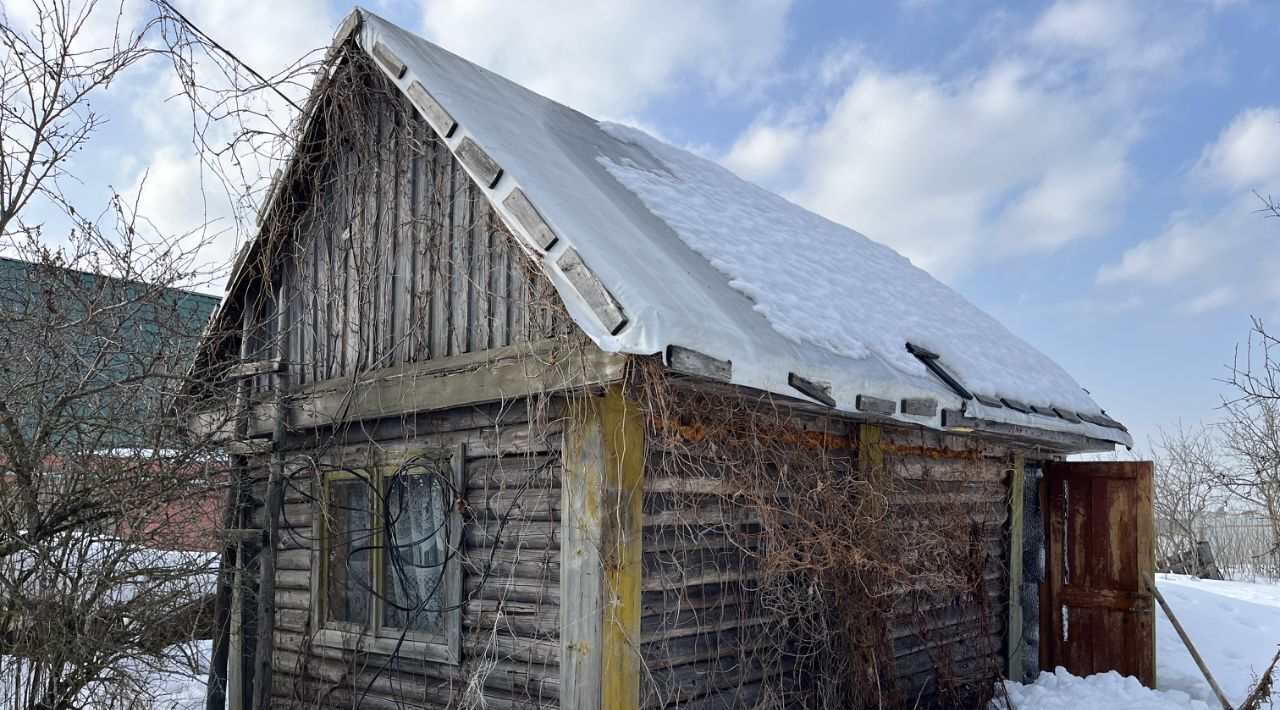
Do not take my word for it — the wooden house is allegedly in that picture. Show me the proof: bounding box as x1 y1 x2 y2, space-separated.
192 8 1153 709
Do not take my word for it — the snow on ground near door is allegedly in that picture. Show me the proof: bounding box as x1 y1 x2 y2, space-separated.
998 573 1280 708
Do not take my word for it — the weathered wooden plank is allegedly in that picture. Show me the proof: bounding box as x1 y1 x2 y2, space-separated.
855 394 896 416
562 385 645 709
665 346 732 383
456 137 503 189
371 40 407 79
900 397 938 417
473 486 562 521
787 372 834 407
941 409 1117 453
465 520 561 551
1000 397 1032 414
226 358 288 379
1007 456 1026 683
406 80 458 138
225 439 273 456
447 159 468 355
472 199 491 351
561 388 605 710
194 341 625 440
501 187 559 251
556 247 627 335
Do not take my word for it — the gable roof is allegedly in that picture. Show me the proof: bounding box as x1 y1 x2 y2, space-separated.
233 8 1130 450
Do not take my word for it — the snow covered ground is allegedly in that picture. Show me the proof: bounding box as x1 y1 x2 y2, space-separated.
5 574 1273 707
999 573 1280 709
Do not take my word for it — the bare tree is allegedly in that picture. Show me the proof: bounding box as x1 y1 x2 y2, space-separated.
1151 423 1225 562
0 0 284 707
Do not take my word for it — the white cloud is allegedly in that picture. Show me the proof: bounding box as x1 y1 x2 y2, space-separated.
108 0 339 289
1194 107 1280 191
721 120 806 185
1184 285 1237 314
1098 105 1280 314
1097 192 1279 315
419 0 791 119
1028 0 1204 77
126 145 239 268
1096 219 1216 286
174 0 335 83
725 61 1133 277
715 0 1218 280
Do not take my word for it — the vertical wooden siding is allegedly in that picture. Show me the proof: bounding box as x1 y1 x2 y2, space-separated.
268 68 567 392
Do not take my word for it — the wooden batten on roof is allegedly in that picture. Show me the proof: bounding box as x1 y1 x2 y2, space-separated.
455 137 503 189
900 397 938 417
407 80 458 138
501 188 559 251
787 372 835 407
371 40 406 78
665 345 732 383
555 248 628 335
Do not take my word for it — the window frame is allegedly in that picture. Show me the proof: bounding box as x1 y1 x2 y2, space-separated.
313 443 464 664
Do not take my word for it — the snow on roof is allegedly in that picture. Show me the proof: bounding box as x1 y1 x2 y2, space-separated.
341 9 1130 448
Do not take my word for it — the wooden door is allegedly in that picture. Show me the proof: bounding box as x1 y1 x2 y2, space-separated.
1041 461 1155 686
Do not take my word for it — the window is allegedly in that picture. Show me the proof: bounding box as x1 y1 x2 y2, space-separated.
319 445 463 654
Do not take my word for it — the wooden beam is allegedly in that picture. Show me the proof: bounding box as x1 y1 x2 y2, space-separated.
328 11 362 60
900 397 938 417
502 188 559 251
371 41 406 79
189 340 626 441
665 345 732 383
940 409 1117 454
255 168 283 227
456 137 503 189
1007 455 1026 683
1000 398 1032 414
855 394 896 416
788 372 835 407
858 423 883 473
224 439 273 456
600 386 644 708
407 80 458 138
225 359 288 379
561 385 644 710
556 248 628 335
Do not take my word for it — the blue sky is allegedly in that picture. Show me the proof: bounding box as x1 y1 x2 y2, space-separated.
14 0 1280 450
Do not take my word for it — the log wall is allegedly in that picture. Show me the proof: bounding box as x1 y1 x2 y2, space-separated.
251 399 564 709
636 382 1017 708
881 425 1010 706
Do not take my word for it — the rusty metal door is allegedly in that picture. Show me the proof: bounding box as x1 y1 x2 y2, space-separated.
1041 461 1156 686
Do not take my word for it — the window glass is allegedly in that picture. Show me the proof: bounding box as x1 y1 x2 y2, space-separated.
382 469 448 631
326 477 373 624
